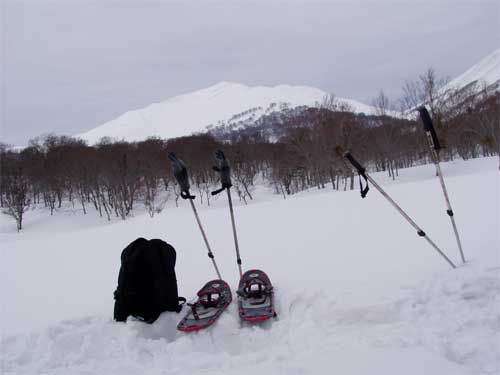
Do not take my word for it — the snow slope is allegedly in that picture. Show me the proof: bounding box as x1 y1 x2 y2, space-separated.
445 48 500 92
77 82 375 144
1 157 499 374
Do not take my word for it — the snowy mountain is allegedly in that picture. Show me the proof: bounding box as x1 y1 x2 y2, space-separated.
77 49 499 145
77 82 375 144
444 48 500 93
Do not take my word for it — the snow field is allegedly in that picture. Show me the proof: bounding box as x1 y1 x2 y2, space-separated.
1 157 499 374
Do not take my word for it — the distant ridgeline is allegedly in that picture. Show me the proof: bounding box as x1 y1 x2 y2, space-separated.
203 104 382 143
202 104 313 142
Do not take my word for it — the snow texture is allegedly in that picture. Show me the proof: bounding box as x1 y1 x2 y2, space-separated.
445 48 500 92
76 82 375 144
1 157 499 375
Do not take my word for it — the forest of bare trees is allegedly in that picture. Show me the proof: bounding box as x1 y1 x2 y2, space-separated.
1 72 498 231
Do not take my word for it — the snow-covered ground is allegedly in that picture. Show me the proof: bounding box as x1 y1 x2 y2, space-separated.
1 157 499 375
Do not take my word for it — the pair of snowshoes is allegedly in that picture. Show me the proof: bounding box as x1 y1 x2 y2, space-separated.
177 270 275 331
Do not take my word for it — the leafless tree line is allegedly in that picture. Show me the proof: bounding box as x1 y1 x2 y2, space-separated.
1 71 498 231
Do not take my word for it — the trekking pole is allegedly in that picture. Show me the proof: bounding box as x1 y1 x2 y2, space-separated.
168 152 222 280
225 188 242 277
417 107 466 264
342 150 457 269
211 150 243 278
187 198 222 279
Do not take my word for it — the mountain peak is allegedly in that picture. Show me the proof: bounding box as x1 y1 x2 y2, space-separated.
77 83 373 144
202 81 248 92
210 81 245 88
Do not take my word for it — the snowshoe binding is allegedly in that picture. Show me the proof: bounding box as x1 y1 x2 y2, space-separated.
177 279 232 332
237 269 276 323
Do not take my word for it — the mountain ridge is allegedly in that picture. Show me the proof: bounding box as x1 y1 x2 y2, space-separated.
445 48 500 92
76 82 373 144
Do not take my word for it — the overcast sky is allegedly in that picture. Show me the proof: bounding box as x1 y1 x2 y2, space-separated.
2 0 499 145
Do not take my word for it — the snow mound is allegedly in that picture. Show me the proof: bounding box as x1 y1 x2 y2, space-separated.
76 82 374 144
2 268 498 375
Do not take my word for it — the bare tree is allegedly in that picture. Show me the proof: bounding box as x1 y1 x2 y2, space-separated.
1 153 31 231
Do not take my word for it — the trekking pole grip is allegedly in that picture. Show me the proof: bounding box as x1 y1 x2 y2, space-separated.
168 152 195 199
344 152 366 175
211 149 232 195
417 106 441 151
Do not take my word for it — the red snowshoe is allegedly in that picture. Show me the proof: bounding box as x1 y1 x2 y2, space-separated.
177 279 232 332
237 269 276 323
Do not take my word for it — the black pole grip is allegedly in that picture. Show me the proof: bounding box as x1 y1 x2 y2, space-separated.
417 107 441 151
211 149 232 194
344 152 366 175
168 152 195 199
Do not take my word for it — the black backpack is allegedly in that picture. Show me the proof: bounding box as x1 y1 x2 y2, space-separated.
113 238 185 323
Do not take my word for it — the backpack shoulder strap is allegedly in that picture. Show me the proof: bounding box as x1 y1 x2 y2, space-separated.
150 239 185 313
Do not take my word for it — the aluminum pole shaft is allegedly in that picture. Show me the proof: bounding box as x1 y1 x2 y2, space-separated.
226 188 243 277
429 142 466 264
189 198 222 279
367 175 457 269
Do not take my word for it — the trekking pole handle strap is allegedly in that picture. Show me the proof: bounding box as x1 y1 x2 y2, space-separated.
211 186 226 196
180 190 196 200
344 151 369 198
344 152 366 175
417 106 441 151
